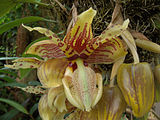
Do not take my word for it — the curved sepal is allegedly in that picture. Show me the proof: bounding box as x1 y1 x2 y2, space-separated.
22 24 72 58
64 7 96 54
5 57 43 69
38 95 55 120
117 62 155 117
17 86 46 94
26 40 66 59
48 86 67 112
62 59 103 111
154 65 160 102
135 39 160 53
82 19 129 57
86 37 127 64
37 58 68 88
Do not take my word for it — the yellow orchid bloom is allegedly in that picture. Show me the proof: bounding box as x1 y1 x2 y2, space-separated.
5 7 129 120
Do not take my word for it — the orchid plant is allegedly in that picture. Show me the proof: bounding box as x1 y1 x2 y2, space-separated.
5 8 130 120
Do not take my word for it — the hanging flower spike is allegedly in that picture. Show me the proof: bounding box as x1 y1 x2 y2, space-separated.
25 40 66 60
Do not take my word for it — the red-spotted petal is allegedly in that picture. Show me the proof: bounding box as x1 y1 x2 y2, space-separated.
5 57 43 69
86 37 127 64
22 24 75 59
62 59 103 111
63 7 96 54
25 40 66 59
81 19 129 58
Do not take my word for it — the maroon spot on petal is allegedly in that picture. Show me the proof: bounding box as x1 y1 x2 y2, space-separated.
80 53 88 59
30 65 34 68
83 61 88 66
19 64 23 66
58 42 64 47
68 54 79 61
49 36 52 39
57 39 61 41
68 62 73 67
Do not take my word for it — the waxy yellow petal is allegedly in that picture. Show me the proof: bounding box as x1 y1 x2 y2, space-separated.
23 24 73 58
86 37 127 64
5 57 43 69
26 40 66 60
38 95 55 120
66 86 126 120
64 7 96 54
37 58 68 88
117 63 155 117
82 19 129 57
48 86 67 112
62 59 103 111
135 39 160 53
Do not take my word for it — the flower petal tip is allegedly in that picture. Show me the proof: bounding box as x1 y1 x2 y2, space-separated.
123 19 130 29
79 7 97 19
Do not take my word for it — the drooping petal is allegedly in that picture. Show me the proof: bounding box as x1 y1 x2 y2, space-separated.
37 58 68 88
117 62 155 117
86 37 127 64
62 59 103 111
38 95 55 120
22 24 75 58
81 19 129 58
154 65 160 102
63 7 96 54
5 57 43 69
135 38 160 53
66 86 126 120
47 86 67 112
25 40 66 59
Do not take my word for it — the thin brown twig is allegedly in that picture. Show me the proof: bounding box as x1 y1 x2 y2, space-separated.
50 0 69 15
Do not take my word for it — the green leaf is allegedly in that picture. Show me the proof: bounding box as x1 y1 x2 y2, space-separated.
0 75 15 82
17 0 50 7
0 16 56 34
0 0 18 17
0 98 29 114
29 103 38 115
0 109 19 120
0 68 17 77
19 68 32 80
28 81 42 86
0 57 19 60
0 82 27 88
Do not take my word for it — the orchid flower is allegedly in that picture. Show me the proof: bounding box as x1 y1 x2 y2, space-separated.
5 8 129 120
